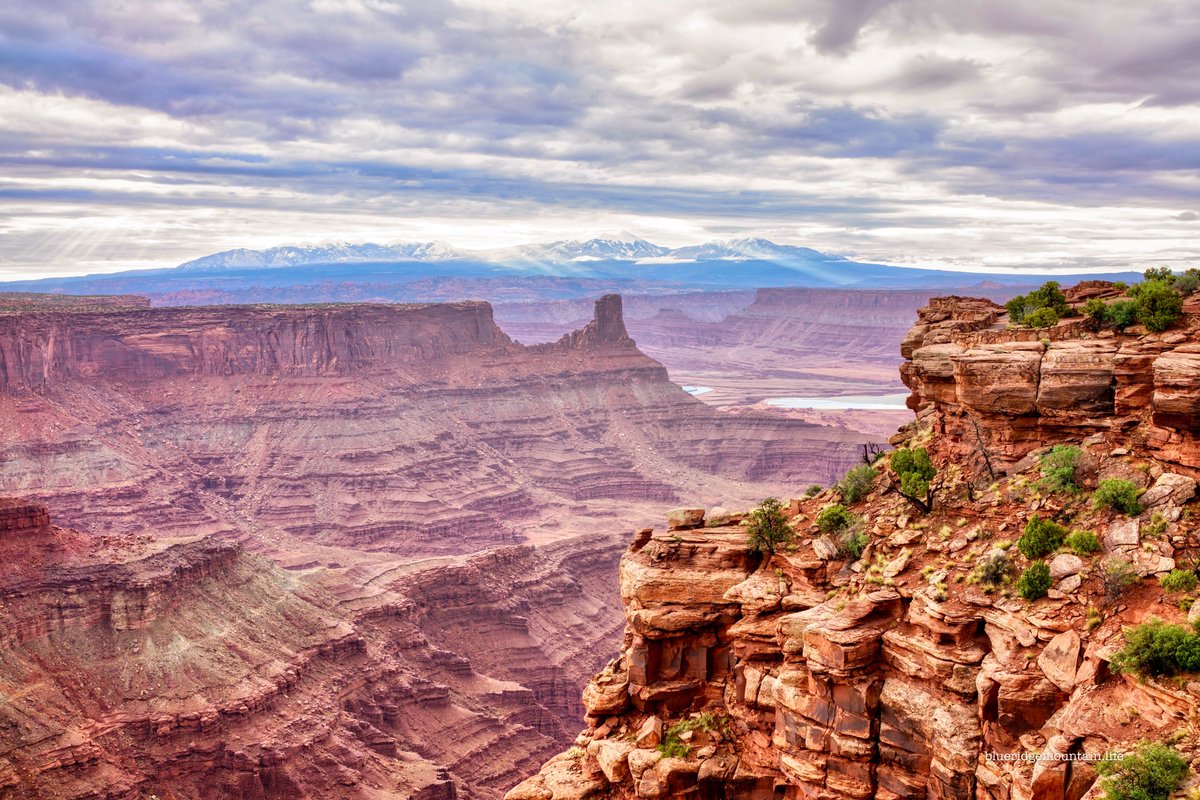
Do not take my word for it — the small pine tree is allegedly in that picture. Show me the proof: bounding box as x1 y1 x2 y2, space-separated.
746 497 792 555
890 447 937 513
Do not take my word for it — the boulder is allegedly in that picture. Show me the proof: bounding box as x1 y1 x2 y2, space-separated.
724 571 784 614
667 508 705 530
697 755 738 781
628 748 662 779
1037 630 1081 694
1140 473 1197 509
1048 553 1084 580
582 674 629 717
882 548 912 578
813 536 840 560
1104 520 1139 550
706 506 734 526
635 716 663 748
588 739 634 783
1056 574 1082 594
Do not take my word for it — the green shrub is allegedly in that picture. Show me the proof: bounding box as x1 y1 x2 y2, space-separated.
1106 300 1139 330
1040 445 1083 494
1064 530 1101 555
746 498 793 555
1006 295 1032 324
1008 281 1072 325
1093 479 1142 515
1027 307 1059 328
804 484 823 498
1102 558 1139 601
973 551 1011 587
838 464 877 503
839 530 870 560
1019 516 1067 559
1083 297 1108 325
816 504 855 534
1017 562 1052 600
1111 618 1200 677
1160 569 1198 594
657 732 689 758
891 447 936 499
1096 741 1188 800
1129 278 1184 332
1175 267 1200 296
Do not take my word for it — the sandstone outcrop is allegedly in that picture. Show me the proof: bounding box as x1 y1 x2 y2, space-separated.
512 286 1200 800
901 293 1200 472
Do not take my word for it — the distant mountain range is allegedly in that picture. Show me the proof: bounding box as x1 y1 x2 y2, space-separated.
175 236 845 271
0 234 1143 303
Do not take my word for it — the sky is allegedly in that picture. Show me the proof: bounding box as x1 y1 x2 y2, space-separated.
0 0 1198 279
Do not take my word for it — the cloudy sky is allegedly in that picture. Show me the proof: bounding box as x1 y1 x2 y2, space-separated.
1 0 1198 279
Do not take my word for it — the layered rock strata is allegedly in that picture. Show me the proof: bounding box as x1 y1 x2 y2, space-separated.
512 288 1200 800
0 503 627 799
0 295 869 554
901 295 1200 473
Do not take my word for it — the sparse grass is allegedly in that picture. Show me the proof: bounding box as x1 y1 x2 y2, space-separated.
1103 558 1140 602
1144 512 1168 539
971 551 1012 587
839 530 870 560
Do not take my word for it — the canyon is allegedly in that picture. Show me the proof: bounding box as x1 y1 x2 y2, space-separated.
0 293 869 551
0 291 878 799
512 284 1200 800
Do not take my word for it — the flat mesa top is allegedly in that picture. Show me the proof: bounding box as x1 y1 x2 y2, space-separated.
0 293 492 317
0 497 41 510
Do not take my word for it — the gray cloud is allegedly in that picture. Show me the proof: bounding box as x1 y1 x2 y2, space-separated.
0 0 1197 276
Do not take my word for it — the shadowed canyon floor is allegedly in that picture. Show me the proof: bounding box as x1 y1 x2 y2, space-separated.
0 292 879 799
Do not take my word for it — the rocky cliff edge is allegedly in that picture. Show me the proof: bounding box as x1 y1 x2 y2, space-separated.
510 284 1200 800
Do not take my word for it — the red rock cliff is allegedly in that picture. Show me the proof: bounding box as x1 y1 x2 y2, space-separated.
510 288 1200 800
901 295 1200 473
0 300 507 391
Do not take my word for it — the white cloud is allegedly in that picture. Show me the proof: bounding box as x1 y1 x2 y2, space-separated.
0 0 1197 276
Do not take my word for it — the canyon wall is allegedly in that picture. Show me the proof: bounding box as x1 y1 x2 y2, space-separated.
497 287 1015 408
0 499 626 800
902 294 1200 473
0 294 869 554
512 289 1200 800
0 292 881 799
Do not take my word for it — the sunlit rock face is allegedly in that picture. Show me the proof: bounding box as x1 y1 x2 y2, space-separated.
0 292 876 799
511 287 1200 800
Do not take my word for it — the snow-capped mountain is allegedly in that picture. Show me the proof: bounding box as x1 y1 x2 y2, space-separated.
174 235 849 272
177 241 467 272
669 238 844 262
488 236 671 264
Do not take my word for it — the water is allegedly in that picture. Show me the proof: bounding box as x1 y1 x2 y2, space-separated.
766 393 909 410
682 386 713 395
